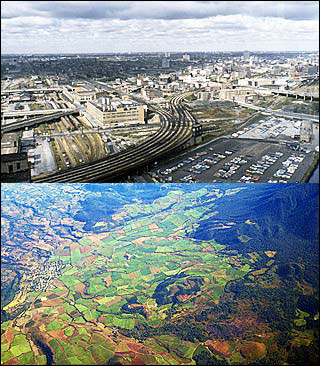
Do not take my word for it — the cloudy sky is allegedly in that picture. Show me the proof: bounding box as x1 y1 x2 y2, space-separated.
1 1 319 54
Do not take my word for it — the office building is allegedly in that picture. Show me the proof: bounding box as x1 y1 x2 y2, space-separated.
87 97 146 126
183 54 191 62
1 152 31 182
162 59 170 68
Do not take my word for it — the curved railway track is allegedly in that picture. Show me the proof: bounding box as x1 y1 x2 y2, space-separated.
33 93 195 183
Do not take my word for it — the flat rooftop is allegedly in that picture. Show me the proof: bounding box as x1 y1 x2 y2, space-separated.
1 131 20 155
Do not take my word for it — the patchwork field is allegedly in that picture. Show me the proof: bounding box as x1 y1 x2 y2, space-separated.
1 184 319 365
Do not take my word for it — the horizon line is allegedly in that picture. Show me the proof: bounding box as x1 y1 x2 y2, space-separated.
2 50 319 56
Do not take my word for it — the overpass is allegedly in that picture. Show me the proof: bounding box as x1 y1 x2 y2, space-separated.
271 89 319 101
2 108 74 118
236 101 319 123
1 88 62 95
236 85 319 101
1 109 80 133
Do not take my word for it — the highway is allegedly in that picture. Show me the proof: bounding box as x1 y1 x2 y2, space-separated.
1 109 80 133
236 101 319 123
271 89 318 101
1 88 61 95
2 108 73 118
241 83 319 101
33 93 194 183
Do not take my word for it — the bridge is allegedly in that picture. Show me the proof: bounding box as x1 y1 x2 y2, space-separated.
236 84 319 101
271 89 319 101
1 109 80 134
2 108 74 118
236 102 319 123
1 88 62 95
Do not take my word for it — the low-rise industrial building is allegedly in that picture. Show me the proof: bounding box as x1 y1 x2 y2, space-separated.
219 88 257 103
21 130 35 148
1 152 31 182
1 132 20 155
87 97 146 126
197 91 210 101
300 120 313 143
63 85 96 103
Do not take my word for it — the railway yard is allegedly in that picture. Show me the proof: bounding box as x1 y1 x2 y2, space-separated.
1 85 159 179
36 114 107 173
1 76 319 183
32 93 195 183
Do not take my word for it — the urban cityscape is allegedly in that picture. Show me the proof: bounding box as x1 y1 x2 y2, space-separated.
1 1 319 183
2 50 318 183
1 2 319 366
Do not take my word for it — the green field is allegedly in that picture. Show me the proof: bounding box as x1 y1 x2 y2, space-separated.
2 186 317 365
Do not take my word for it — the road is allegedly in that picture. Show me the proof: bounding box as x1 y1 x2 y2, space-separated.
31 138 57 176
2 108 72 118
236 102 319 122
1 88 61 95
1 109 80 133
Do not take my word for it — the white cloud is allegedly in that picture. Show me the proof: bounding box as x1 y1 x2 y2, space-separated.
1 1 319 53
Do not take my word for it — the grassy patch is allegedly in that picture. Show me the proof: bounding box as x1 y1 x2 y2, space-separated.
47 320 65 331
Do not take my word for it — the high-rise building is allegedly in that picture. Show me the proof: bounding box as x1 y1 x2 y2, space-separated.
243 50 250 60
183 54 191 62
162 59 170 68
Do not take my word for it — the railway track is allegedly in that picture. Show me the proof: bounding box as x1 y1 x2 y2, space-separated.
33 93 194 183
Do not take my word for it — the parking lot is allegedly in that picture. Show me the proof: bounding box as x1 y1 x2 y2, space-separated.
146 137 316 183
30 138 57 177
232 116 300 140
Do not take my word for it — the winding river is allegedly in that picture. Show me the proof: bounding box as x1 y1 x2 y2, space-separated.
34 339 53 366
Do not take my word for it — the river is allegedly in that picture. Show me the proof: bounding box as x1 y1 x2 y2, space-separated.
34 339 53 365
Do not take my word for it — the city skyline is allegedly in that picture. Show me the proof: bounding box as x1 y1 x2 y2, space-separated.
1 1 319 54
